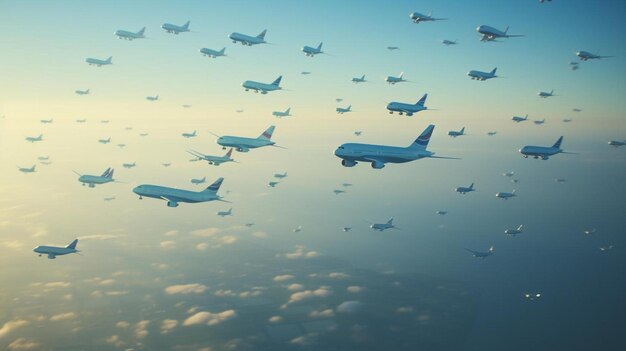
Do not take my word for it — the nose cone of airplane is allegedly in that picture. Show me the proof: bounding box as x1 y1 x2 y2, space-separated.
132 186 142 195
476 25 485 32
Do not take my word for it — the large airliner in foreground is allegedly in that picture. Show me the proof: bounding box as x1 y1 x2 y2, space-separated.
133 177 226 208
334 125 457 169
215 126 281 152
33 239 79 259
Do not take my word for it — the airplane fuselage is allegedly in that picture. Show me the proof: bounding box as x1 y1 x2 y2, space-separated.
85 57 111 66
115 30 144 40
519 145 561 159
162 23 189 34
229 32 265 45
78 175 113 187
242 80 280 94
468 70 495 80
133 184 219 207
386 102 426 116
200 48 225 58
217 136 273 152
335 143 431 168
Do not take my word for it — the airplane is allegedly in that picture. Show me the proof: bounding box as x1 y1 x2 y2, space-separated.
519 136 570 160
448 127 465 137
538 90 555 98
191 176 206 185
76 119 87 123
75 88 90 95
369 217 399 232
352 75 366 83
599 245 614 252
336 105 352 114
409 12 447 24
215 126 281 152
242 76 282 94
354 131 362 136
555 178 566 183
139 133 149 137
465 246 494 258
274 172 287 179
608 140 626 147
468 67 498 81
40 119 53 124
534 119 546 125
162 20 190 34
38 156 49 161
117 144 126 148
335 124 458 169
476 25 523 42
569 62 580 71
200 47 226 58
18 165 36 173
505 225 524 236
293 225 302 233
336 98 343 102
104 196 116 201
229 29 267 46
455 183 475 194
524 292 542 301
576 50 613 61
25 134 43 143
217 208 233 217
573 108 582 112
98 137 111 144
342 227 352 232
272 108 292 118
333 189 345 195
562 118 573 123
301 71 311 75
122 162 136 169
442 39 457 46
182 130 197 138
33 239 79 259
115 27 146 40
85 56 112 66
386 72 406 84
146 95 159 101
584 228 596 235
496 190 516 200
512 114 528 123
236 109 244 113
503 171 514 177
386 93 429 116
187 148 235 166
302 42 323 57
268 181 280 187
75 168 116 188
100 120 109 123
133 177 226 208
387 46 399 50
162 163 172 167
436 210 448 215
182 104 192 108
487 131 497 136
342 183 352 187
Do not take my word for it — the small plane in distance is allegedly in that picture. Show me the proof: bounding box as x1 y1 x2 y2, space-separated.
455 183 475 194
133 177 226 208
342 227 352 232
98 137 111 144
476 25 523 42
75 88 90 95
496 190 516 200
519 136 569 160
409 12 447 24
123 162 136 169
555 178 566 183
217 208 233 217
38 156 49 161
268 181 280 187
336 105 352 114
608 140 626 147
468 67 498 81
242 76 282 94
584 228 596 235
229 29 267 46
86 56 112 66
215 126 281 152
333 189 345 195
200 47 226 58
562 118 573 123
573 108 582 112
18 165 36 173
76 119 87 123
336 98 343 102
104 196 116 201
512 114 528 123
448 127 465 137
25 134 43 143
505 225 524 236
352 75 366 83
293 226 302 233
162 163 172 167
569 62 580 71
342 183 352 187
387 46 399 50
466 246 494 258
162 20 190 34
272 108 292 118
534 119 546 125
386 72 406 84
442 39 457 46
146 95 159 101
75 167 116 188
436 210 448 215
117 143 126 148
302 42 323 57
101 120 109 123
335 124 458 169
386 94 429 116
503 171 515 177
301 71 311 75
576 50 613 61
33 239 79 259
538 90 556 98
369 217 399 232
187 148 235 166
183 104 192 108
487 131 497 136
40 119 53 124
115 27 146 40
139 133 149 137
182 130 197 138
274 172 287 179
524 293 541 301
191 176 206 185
354 131 362 136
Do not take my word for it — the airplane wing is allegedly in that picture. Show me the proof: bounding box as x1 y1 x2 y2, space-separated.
187 150 207 159
464 248 480 256
427 155 461 160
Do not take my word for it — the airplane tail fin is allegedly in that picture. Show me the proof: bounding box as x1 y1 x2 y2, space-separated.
101 167 111 177
489 246 494 253
271 76 282 86
409 124 435 150
416 93 428 106
347 105 352 111
517 225 523 231
504 26 509 34
469 183 474 189
361 74 365 80
552 136 563 149
460 127 465 134
550 89 554 95
220 47 226 54
257 29 267 39
524 114 528 120
106 56 112 63
490 67 497 76
183 21 190 29
258 125 276 140
86 89 90 93
204 177 224 193
399 71 404 79
387 217 394 225
66 239 78 249
285 108 291 114
138 27 146 35
225 148 233 158
317 42 323 50
107 168 114 179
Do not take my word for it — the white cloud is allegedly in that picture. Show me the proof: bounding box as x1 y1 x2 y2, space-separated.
252 231 268 238
183 310 237 326
268 316 283 324
115 321 130 329
8 338 40 350
134 320 149 339
281 245 319 260
287 283 304 291
98 279 115 286
78 234 121 241
396 307 414 313
217 235 237 245
284 286 332 306
160 319 178 334
165 284 208 295
0 319 29 339
273 274 295 282
43 281 70 288
309 309 334 318
159 240 176 249
196 243 209 251
347 286 365 293
190 227 221 237
329 272 350 279
164 230 179 237
49 312 76 322
337 301 362 314
105 334 124 347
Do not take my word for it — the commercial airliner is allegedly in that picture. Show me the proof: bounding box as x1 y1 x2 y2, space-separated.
75 88 90 95
466 246 494 258
468 68 498 81
162 20 190 34
519 136 568 160
146 95 159 101
608 140 625 147
182 130 197 138
18 165 36 173
217 208 233 217
85 56 112 66
448 127 465 137
187 148 235 165
191 176 206 185
386 94 429 116
576 50 613 61
40 119 53 124
369 217 399 231
122 162 136 169
115 27 146 40
272 108 292 118
200 47 226 58
302 42 323 57
242 76 282 94
442 39 457 46
409 12 447 24
25 134 43 143
352 75 366 83
215 126 281 152
476 25 523 42
455 183 475 194
274 172 287 179
229 29 267 45
33 239 79 259
74 168 116 188
386 72 406 84
505 225 524 236
133 177 226 208
334 124 457 169
336 105 352 114
534 119 546 125
512 114 528 122
496 190 516 200
98 137 111 144
538 90 555 98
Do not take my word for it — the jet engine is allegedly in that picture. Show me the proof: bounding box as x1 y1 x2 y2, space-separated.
341 159 357 167
371 161 385 169
167 201 179 208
